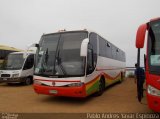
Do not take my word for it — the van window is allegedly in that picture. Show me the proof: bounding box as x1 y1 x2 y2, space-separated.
23 54 34 70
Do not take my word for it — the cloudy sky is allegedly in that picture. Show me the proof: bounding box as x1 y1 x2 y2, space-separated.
0 0 160 66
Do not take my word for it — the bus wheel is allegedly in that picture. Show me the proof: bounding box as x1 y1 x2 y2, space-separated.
95 77 105 96
24 77 32 85
119 72 124 83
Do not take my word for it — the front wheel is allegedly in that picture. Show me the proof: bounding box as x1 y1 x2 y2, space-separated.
24 77 32 85
95 78 105 96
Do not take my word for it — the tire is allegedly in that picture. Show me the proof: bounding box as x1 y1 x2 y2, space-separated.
119 72 124 83
7 83 13 85
24 77 32 85
95 77 105 96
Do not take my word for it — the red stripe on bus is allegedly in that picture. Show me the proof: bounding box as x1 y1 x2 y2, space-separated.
96 68 125 71
34 79 81 82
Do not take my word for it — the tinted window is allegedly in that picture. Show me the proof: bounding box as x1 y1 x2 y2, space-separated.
89 33 97 68
35 34 60 75
99 36 106 57
23 54 34 70
3 54 25 70
0 50 5 59
87 47 94 74
123 52 126 62
59 32 87 75
90 33 97 55
148 20 160 74
149 20 160 66
0 50 13 59
106 42 112 58
116 48 120 60
0 50 3 59
112 46 117 60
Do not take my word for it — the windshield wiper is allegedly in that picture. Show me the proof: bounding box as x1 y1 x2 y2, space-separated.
55 50 67 75
44 48 49 64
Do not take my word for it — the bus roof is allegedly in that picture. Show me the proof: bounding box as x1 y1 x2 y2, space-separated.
0 44 23 51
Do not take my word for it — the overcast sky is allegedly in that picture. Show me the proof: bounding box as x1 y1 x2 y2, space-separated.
0 0 160 66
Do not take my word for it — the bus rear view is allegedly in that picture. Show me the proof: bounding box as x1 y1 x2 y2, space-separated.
136 18 160 112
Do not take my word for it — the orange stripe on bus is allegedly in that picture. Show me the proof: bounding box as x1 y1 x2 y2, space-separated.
86 72 121 85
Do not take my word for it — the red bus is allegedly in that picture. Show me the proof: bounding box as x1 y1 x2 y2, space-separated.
136 18 160 112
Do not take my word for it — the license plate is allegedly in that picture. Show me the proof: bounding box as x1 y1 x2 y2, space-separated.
3 78 7 81
49 90 58 94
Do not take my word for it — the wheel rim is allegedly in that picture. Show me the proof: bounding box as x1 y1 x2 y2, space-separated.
26 78 31 85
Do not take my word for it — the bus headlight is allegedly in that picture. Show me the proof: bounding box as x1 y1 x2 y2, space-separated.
12 74 19 78
68 82 84 87
148 85 160 96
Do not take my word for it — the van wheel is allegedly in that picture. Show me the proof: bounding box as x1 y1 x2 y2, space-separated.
95 77 105 96
24 77 32 85
7 83 13 85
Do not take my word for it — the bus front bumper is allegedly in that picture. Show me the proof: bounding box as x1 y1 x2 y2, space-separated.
33 84 86 97
147 93 160 112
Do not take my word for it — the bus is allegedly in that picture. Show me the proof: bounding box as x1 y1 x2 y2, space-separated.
136 18 160 112
32 30 126 97
0 44 22 68
0 51 35 85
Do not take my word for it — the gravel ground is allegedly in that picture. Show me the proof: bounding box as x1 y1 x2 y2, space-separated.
0 78 153 113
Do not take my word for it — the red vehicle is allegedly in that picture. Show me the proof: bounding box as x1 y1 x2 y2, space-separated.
136 18 160 112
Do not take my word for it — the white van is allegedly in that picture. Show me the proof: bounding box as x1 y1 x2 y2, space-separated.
0 51 35 85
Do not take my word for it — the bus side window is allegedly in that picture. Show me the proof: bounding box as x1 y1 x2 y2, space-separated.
23 54 34 70
89 33 97 68
87 44 94 74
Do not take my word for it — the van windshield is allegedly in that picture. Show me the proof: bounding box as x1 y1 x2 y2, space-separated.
3 54 25 70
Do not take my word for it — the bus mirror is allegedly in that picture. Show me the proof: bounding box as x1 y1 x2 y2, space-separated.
136 23 147 48
30 43 39 48
23 43 39 59
80 38 89 57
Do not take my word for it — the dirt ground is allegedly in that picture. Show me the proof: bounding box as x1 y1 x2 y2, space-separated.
0 78 153 113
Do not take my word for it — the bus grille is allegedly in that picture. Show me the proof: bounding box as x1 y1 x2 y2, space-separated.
1 74 10 78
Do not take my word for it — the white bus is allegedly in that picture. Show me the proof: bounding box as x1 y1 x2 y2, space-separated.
33 30 126 97
0 51 35 85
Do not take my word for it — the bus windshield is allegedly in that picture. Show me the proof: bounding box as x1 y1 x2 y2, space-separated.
3 54 25 70
148 20 160 73
35 31 88 77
